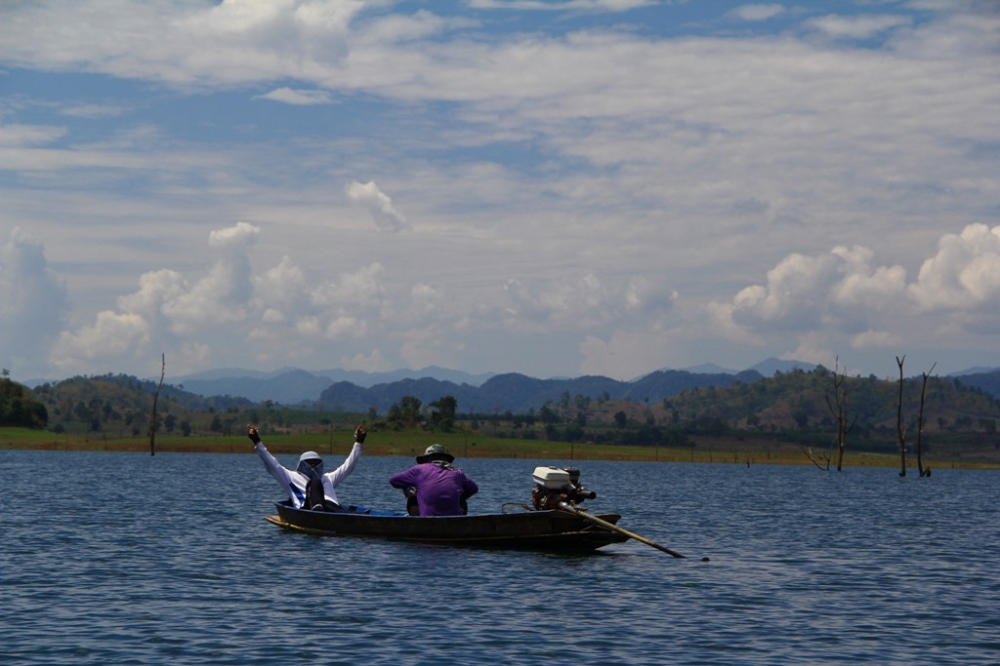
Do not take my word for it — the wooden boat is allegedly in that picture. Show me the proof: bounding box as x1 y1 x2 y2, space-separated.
265 501 630 552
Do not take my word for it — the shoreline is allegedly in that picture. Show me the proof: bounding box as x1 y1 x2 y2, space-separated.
3 438 997 470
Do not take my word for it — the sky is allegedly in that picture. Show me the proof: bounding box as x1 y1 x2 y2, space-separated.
0 0 998 384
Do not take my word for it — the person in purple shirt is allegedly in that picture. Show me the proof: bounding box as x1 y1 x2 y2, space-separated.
389 444 479 516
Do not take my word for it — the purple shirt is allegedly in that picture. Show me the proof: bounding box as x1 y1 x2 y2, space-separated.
389 463 479 516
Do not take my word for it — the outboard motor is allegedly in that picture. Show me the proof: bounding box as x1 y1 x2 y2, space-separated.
530 466 597 511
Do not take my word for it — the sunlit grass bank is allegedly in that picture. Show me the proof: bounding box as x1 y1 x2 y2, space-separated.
3 427 996 470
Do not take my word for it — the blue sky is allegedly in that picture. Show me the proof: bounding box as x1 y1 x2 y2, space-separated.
1 0 998 383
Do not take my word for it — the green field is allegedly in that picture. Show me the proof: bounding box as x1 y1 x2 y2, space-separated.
3 426 996 470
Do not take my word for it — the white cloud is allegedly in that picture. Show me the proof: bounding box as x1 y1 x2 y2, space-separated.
730 252 842 325
829 246 908 311
0 124 67 147
406 283 443 321
341 348 391 372
805 13 913 39
51 226 399 375
172 0 362 84
703 225 1000 372
3 2 1000 380
59 103 129 119
501 273 674 330
503 275 607 326
295 316 321 337
325 315 364 339
51 311 152 374
253 256 310 318
702 300 765 347
161 260 254 334
0 229 69 377
209 221 260 249
262 308 285 323
908 224 1000 312
782 332 838 371
709 244 908 339
140 224 262 335
579 329 682 380
256 87 333 105
51 222 263 373
309 263 387 310
345 181 408 233
851 329 901 350
115 270 188 322
467 0 656 11
726 4 786 22
398 325 456 370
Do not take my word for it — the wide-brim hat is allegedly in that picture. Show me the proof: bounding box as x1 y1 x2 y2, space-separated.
417 444 454 464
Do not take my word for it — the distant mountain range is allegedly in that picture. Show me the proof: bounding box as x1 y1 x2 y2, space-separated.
315 369 768 414
172 365 496 404
157 358 815 411
25 357 1000 416
679 358 817 378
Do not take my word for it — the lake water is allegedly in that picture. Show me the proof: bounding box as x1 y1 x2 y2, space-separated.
1 449 998 665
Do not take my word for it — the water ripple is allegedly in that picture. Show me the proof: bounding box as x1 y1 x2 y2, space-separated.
2 452 999 664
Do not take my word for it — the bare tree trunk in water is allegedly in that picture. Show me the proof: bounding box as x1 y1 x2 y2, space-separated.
917 363 936 477
896 355 907 477
149 354 165 457
825 357 856 472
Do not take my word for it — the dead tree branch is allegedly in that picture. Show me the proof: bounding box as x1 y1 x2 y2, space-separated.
800 445 831 471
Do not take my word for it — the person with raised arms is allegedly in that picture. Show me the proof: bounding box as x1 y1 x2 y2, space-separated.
250 423 366 512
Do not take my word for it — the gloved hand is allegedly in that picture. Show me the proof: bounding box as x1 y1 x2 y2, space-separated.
354 424 367 443
247 425 261 445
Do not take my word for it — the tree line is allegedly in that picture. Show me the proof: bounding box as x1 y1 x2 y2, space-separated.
6 367 999 466
0 371 48 429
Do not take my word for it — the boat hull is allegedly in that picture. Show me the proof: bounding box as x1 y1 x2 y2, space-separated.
267 503 629 551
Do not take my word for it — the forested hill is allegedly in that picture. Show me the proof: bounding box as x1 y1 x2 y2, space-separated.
26 374 252 435
8 367 1000 438
957 369 1000 399
8 368 764 433
658 367 1000 433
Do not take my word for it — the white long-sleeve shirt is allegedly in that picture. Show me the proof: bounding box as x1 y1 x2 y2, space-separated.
255 439 363 508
